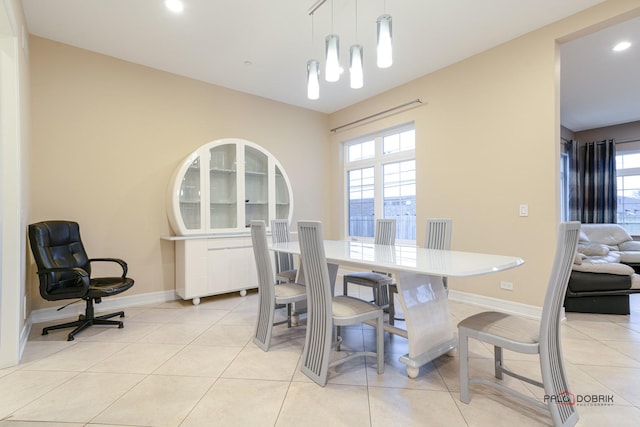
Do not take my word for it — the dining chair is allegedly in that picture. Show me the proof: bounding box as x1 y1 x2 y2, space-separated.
342 218 396 307
250 221 307 351
389 218 452 325
270 219 297 283
298 220 384 386
457 221 580 427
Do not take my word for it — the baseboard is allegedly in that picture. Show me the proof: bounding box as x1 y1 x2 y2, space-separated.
448 289 543 319
28 290 178 325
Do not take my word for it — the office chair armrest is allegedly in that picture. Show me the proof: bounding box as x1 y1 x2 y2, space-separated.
89 258 129 278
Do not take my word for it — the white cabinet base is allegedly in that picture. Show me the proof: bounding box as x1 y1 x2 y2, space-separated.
167 235 258 304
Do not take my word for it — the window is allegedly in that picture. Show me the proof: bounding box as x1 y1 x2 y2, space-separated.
616 150 640 234
344 124 416 242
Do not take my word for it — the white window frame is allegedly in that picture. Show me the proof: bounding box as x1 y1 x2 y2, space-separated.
343 123 416 244
616 147 640 234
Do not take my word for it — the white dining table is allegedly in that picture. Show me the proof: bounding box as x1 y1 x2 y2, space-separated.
270 240 524 378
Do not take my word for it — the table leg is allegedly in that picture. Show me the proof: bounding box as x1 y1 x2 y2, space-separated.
390 272 456 378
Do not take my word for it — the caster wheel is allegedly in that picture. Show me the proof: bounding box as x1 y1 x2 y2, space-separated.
406 366 419 379
192 297 201 305
240 289 247 297
118 322 124 329
79 315 86 320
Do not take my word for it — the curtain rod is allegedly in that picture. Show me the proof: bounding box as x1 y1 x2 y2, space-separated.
616 137 640 144
561 137 640 144
330 99 424 133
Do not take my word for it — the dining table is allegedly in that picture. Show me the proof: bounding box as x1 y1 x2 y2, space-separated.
270 239 524 378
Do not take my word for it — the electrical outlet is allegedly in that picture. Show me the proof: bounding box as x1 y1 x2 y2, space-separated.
500 281 513 291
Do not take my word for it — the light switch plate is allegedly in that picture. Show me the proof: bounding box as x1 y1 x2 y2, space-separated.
519 204 529 217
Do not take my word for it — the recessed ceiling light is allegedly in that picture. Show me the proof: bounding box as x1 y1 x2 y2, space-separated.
613 41 632 52
165 0 184 14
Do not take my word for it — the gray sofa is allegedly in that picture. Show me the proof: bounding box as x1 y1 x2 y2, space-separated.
567 223 640 314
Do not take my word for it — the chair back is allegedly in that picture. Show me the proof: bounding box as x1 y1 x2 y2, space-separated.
297 221 334 385
250 221 276 350
425 218 452 250
539 221 580 424
28 221 91 300
270 219 295 274
375 219 396 245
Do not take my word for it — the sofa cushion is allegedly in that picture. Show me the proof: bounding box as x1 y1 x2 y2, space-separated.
581 223 632 247
617 241 640 264
572 260 633 275
618 251 640 264
579 230 590 243
574 252 583 265
618 240 640 251
577 242 610 257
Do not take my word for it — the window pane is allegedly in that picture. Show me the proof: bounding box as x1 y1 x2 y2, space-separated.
383 160 416 240
348 167 375 237
400 129 416 151
383 134 399 154
383 129 415 154
617 174 640 234
348 140 375 162
617 152 640 169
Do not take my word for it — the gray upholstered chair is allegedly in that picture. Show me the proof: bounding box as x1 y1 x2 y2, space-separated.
250 221 306 351
389 218 452 325
270 219 297 283
298 221 384 386
342 218 396 307
458 221 580 427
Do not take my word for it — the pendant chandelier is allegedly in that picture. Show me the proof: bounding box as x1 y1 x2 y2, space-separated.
306 0 393 100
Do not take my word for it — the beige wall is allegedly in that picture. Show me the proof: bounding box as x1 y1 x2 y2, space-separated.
28 37 330 310
576 120 640 144
328 0 640 306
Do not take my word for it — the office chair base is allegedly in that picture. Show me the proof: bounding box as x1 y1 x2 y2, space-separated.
42 306 125 341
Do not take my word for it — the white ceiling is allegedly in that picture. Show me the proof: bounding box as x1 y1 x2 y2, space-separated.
561 14 640 131
21 0 639 131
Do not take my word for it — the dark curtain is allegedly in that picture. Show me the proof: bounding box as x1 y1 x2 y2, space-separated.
580 139 617 223
562 139 581 221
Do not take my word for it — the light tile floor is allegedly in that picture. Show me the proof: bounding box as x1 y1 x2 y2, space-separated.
2 288 640 426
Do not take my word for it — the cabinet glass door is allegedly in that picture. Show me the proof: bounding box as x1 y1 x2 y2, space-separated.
209 144 237 229
168 138 294 236
275 165 290 220
179 157 201 230
244 145 268 226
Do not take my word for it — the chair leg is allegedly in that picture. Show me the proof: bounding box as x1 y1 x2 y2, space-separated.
459 331 471 403
376 313 384 374
388 290 395 326
494 346 503 379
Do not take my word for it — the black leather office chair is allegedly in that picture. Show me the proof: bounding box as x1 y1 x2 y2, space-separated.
28 220 135 341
